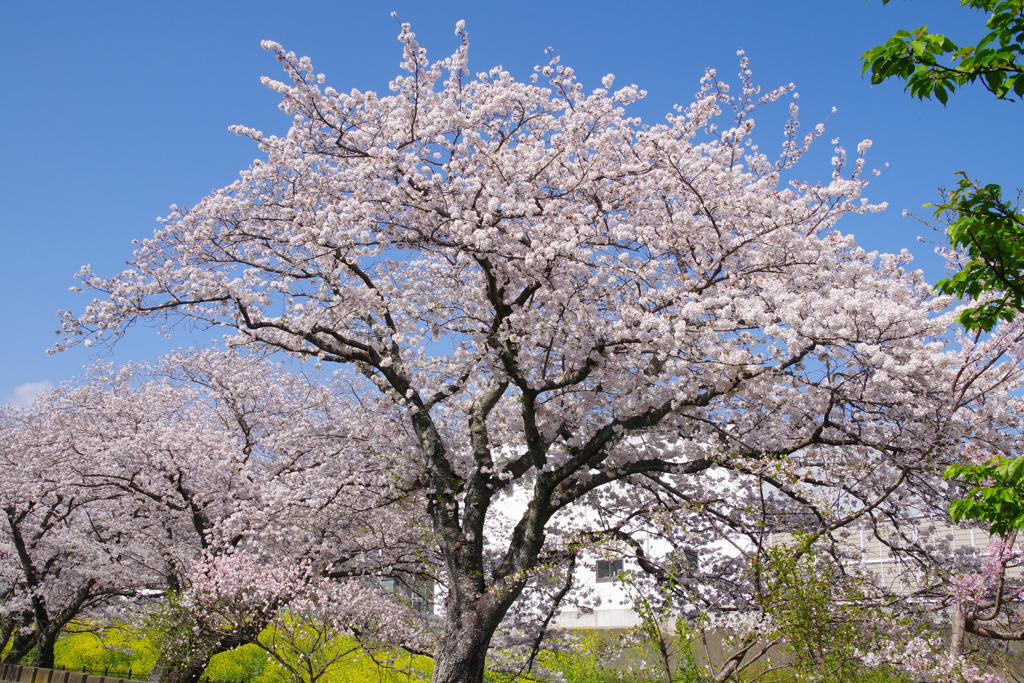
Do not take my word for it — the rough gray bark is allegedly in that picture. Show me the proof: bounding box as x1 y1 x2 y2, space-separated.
430 609 498 683
950 601 967 658
147 648 216 683
147 632 255 683
29 629 58 669
430 574 527 683
2 628 32 665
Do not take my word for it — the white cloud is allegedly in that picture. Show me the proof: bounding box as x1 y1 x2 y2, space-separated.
4 380 55 407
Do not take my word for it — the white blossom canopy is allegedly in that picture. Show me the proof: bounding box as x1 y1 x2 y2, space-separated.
56 26 1024 683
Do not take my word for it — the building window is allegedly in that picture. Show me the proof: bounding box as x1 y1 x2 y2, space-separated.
380 575 434 614
596 559 624 582
684 549 699 570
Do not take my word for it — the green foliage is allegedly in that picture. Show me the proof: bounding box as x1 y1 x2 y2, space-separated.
864 2 1024 334
617 574 707 683
53 627 158 676
537 630 706 683
537 627 917 683
862 1 1024 103
945 456 1024 535
756 537 913 683
933 173 1024 331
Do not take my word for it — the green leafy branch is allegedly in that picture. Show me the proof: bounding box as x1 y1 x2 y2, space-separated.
862 0 1024 103
933 173 1024 332
946 457 1024 535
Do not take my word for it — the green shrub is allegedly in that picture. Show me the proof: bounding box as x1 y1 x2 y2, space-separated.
53 626 157 676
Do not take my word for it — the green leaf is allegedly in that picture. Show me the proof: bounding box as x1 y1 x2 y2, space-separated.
1012 74 1024 95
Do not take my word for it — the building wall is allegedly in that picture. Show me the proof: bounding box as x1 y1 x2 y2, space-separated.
553 520 1017 629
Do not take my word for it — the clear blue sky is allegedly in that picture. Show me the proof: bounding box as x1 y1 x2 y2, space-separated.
2 0 1020 403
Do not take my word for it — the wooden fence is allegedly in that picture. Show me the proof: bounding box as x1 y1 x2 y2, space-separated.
0 664 141 683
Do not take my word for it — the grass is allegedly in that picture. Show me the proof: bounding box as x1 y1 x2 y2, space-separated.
37 624 919 683
48 626 431 683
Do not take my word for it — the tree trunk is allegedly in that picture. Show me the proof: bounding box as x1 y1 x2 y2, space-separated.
146 628 262 683
0 618 15 657
2 629 32 665
30 627 59 669
950 601 966 658
430 605 500 683
147 646 219 683
428 566 528 683
656 636 673 683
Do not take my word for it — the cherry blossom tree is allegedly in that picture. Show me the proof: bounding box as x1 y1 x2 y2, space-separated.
0 397 145 667
126 355 424 683
58 25 1024 683
0 350 427 681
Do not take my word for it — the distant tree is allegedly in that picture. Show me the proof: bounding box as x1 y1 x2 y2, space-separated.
0 401 139 667
0 351 428 682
